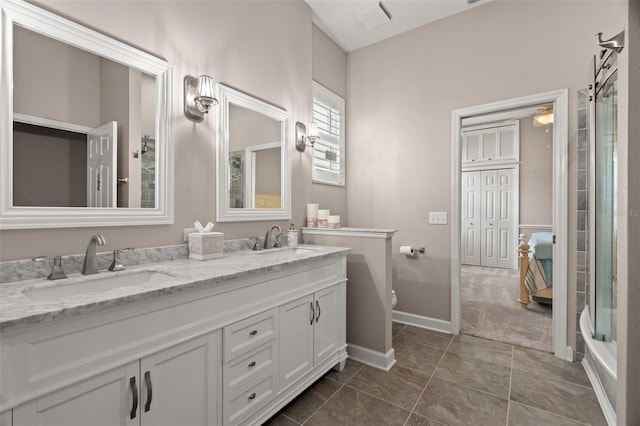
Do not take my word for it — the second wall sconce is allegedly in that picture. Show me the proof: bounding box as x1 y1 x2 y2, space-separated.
184 75 218 122
295 121 319 152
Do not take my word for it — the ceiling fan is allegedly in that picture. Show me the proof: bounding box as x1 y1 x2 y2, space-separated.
492 105 555 127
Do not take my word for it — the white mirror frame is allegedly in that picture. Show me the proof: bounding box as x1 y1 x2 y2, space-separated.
216 84 291 222
0 0 174 229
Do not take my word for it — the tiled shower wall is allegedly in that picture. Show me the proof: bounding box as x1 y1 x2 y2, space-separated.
576 90 589 360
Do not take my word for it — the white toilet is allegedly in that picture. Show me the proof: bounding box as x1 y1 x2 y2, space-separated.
391 289 397 309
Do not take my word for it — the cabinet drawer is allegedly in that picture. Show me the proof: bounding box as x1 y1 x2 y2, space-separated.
224 309 277 361
224 342 276 396
224 372 276 426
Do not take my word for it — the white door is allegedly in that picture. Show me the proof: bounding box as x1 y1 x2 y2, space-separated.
461 171 481 266
13 362 139 426
140 332 220 426
481 170 498 267
313 286 340 365
480 169 516 269
496 169 516 269
87 121 117 207
279 294 314 390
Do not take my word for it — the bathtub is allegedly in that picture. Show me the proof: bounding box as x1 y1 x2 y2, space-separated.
580 307 617 425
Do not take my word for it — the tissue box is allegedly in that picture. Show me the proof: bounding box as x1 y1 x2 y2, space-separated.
188 232 224 260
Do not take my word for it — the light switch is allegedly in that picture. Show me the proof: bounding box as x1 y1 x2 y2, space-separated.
429 212 448 225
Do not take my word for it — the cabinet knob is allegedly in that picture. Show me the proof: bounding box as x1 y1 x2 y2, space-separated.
248 361 256 367
249 330 258 336
248 392 256 400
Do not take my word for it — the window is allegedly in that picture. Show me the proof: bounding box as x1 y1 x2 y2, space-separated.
312 81 345 186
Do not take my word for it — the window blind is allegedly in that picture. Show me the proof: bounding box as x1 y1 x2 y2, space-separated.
312 82 345 186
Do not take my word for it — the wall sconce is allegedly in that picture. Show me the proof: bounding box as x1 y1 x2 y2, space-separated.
184 75 218 122
295 121 319 152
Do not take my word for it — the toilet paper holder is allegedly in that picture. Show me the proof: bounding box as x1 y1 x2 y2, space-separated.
400 245 426 256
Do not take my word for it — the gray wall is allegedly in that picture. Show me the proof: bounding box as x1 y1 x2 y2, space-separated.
1 0 313 259
308 24 348 220
519 118 553 227
345 0 626 344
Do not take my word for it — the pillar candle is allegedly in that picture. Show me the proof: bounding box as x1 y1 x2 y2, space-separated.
317 209 330 228
306 203 319 227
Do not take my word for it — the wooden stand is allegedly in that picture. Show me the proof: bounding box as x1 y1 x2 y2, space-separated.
518 234 553 309
518 240 531 309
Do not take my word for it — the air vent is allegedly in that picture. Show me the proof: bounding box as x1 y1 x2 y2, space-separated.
356 2 392 30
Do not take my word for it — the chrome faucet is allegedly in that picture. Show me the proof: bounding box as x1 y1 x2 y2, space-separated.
81 234 106 275
263 225 282 249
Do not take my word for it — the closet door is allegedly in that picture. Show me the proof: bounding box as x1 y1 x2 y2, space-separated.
480 169 516 269
480 171 499 267
496 169 516 269
461 171 481 265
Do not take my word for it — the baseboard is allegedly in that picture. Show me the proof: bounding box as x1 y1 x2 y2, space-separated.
563 345 574 362
582 357 616 426
392 310 452 334
347 343 396 371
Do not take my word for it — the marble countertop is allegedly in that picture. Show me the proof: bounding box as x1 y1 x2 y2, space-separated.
0 245 350 333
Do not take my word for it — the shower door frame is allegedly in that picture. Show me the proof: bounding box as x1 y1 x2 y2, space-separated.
451 89 570 361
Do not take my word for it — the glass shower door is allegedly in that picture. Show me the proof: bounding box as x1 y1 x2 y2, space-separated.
589 50 618 342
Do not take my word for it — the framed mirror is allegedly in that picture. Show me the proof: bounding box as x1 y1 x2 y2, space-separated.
216 84 291 222
0 0 174 229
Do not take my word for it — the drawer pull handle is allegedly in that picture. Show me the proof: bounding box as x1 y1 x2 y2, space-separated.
130 377 138 420
249 329 258 336
248 361 256 367
315 300 321 323
144 371 153 412
309 302 314 325
248 392 256 400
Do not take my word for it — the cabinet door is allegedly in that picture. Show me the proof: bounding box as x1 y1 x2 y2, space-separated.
313 286 340 365
13 362 139 426
279 294 314 390
462 131 482 163
498 125 517 160
140 331 220 426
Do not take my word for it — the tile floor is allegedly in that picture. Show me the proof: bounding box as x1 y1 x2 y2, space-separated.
264 323 606 426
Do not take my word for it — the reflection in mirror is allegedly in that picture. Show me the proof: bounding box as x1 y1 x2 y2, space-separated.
12 26 156 209
0 0 173 229
216 84 291 222
228 104 281 209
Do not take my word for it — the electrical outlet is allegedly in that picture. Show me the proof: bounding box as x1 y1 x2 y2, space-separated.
429 212 448 225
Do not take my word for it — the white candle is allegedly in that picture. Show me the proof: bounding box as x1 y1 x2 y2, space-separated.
317 209 330 228
328 215 340 229
307 203 319 227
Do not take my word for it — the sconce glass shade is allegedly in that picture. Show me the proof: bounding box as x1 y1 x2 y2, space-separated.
307 122 319 144
295 121 320 152
195 75 218 113
184 74 218 122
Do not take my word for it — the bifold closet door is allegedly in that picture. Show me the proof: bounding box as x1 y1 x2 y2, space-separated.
461 171 481 266
480 169 516 269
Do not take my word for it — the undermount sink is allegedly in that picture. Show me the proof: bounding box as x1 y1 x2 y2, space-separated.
257 246 319 256
22 270 175 302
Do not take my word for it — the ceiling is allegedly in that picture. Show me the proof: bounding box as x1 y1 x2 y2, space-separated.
306 0 491 52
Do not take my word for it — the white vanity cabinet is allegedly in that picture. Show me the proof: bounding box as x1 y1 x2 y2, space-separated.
462 122 519 167
0 249 348 426
279 285 341 391
12 331 221 426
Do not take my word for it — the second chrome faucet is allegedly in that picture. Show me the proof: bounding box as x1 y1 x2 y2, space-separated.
81 234 106 275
